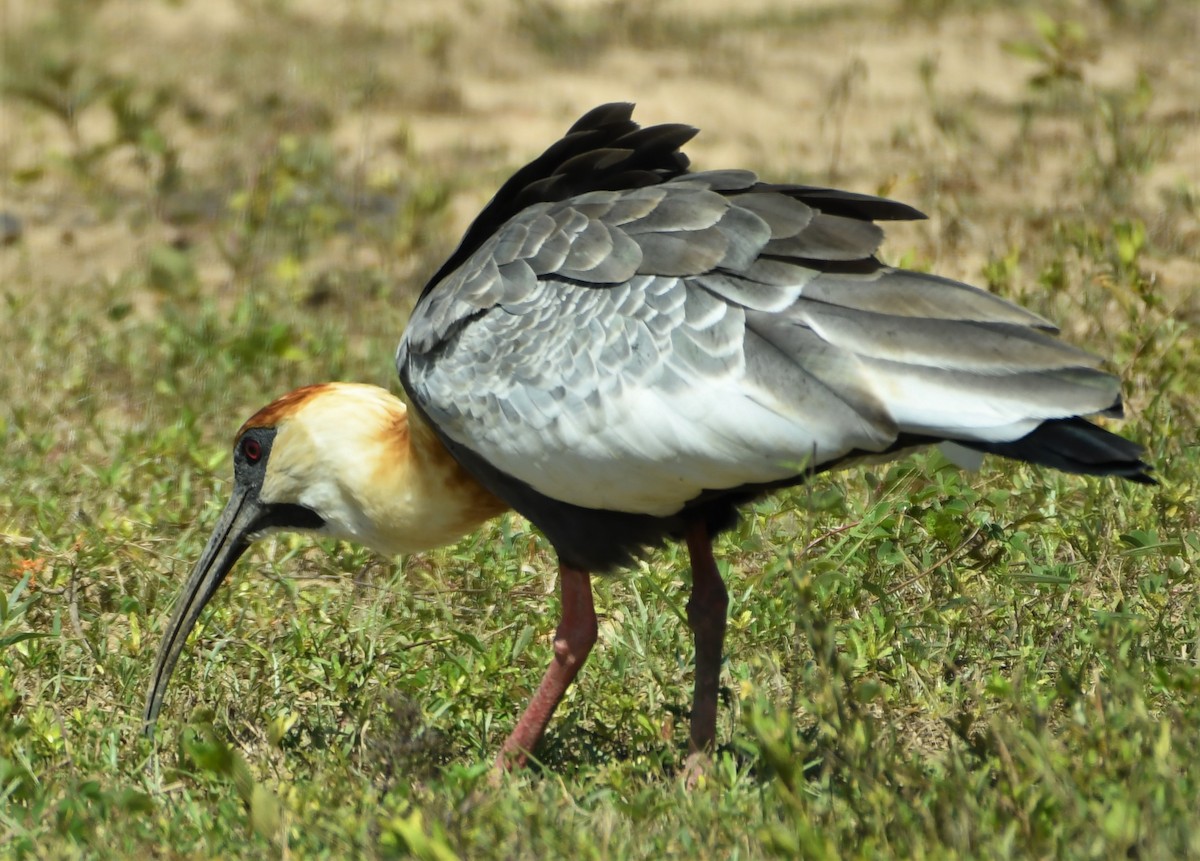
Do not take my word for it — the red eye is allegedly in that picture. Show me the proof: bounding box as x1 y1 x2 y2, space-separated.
242 437 262 464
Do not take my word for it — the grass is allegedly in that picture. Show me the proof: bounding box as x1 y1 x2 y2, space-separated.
1 0 1198 858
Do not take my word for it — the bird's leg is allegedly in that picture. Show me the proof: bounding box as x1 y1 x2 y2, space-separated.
495 564 596 770
683 519 728 782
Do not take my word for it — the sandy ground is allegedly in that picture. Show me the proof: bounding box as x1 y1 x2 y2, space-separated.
1 0 1197 309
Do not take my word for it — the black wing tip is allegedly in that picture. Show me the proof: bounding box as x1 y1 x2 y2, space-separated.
422 102 930 299
1084 459 1157 485
961 416 1156 485
568 101 637 133
767 185 927 222
566 102 697 137
422 102 697 294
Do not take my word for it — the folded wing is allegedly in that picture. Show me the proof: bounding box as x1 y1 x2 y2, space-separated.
399 168 1144 521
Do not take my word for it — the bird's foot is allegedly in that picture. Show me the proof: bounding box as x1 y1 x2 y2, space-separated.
682 749 712 790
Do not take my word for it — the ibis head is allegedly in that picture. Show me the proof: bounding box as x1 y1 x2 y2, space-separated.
143 382 506 731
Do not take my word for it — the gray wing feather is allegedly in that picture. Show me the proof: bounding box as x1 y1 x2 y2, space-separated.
400 169 1124 513
621 189 728 234
791 304 1097 372
763 213 884 260
729 192 814 237
669 169 759 190
797 270 1056 329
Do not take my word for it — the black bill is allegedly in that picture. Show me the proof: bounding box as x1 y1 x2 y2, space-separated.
142 486 262 734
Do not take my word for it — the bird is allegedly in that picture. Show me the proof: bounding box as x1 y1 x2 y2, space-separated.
143 102 1153 775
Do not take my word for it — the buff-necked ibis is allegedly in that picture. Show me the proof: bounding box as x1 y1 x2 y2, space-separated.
144 103 1152 775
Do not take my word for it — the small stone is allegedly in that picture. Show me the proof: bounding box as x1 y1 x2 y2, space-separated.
0 211 22 246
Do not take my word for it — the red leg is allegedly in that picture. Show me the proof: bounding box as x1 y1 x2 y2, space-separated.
496 564 597 769
684 520 728 777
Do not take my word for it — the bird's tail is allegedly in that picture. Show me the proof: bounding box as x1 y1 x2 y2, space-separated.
956 415 1154 483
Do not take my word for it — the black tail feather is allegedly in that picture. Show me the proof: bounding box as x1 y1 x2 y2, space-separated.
962 417 1156 484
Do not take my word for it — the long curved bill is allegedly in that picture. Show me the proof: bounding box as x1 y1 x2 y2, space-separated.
142 486 263 735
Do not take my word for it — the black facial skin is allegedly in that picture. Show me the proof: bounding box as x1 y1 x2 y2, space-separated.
142 426 324 734
237 428 327 535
